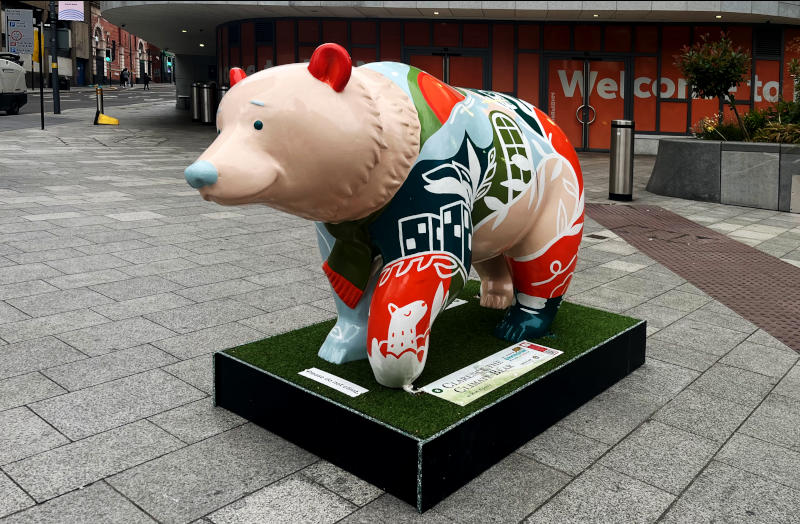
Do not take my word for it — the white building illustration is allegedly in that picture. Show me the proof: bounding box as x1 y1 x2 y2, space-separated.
399 201 472 262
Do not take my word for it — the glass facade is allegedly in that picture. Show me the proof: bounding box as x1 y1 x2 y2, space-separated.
217 19 796 151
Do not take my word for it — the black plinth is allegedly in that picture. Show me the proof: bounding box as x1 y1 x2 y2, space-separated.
214 320 646 512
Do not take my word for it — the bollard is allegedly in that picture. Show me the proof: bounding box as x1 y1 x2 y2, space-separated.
609 120 634 201
191 82 201 122
200 83 216 125
93 86 119 125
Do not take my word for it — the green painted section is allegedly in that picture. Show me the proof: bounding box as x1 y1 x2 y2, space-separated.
406 65 443 149
224 280 640 439
471 111 536 227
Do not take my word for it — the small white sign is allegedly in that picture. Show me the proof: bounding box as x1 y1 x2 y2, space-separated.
422 341 563 406
298 367 368 398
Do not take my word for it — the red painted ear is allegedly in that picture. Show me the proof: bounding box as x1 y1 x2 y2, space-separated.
307 43 352 92
229 67 247 87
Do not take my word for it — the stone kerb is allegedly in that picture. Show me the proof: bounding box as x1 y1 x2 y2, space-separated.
647 138 799 213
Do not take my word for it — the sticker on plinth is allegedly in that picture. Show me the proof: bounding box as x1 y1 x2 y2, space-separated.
298 368 368 398
445 298 467 310
421 341 563 406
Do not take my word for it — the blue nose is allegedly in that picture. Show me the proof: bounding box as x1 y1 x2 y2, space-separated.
184 160 218 189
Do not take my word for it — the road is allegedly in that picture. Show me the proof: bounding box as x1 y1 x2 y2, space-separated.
0 83 177 131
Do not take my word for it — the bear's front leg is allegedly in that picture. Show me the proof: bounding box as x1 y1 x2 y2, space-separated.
366 253 463 388
314 223 379 364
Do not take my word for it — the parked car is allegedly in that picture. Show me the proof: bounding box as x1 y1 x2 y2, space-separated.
0 53 27 115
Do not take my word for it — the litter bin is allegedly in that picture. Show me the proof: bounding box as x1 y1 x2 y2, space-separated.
200 83 217 125
58 76 70 91
216 85 229 113
191 82 201 122
609 119 634 201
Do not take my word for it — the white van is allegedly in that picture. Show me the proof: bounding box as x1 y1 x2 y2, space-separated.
0 53 28 115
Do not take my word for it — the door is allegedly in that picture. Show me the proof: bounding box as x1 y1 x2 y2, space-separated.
406 48 488 89
545 56 628 151
76 60 85 86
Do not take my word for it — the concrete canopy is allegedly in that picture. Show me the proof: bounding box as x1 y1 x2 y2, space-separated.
100 1 800 57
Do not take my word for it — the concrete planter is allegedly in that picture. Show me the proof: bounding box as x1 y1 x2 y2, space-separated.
647 138 800 213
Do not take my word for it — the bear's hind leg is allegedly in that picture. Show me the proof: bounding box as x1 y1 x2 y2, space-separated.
474 255 514 310
494 166 583 343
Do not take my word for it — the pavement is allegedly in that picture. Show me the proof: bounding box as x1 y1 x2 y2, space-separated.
0 84 176 132
0 89 799 523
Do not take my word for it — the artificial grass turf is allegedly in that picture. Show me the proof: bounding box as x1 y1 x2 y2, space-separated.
223 280 641 439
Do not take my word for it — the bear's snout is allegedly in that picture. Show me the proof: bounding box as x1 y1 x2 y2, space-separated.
184 160 219 189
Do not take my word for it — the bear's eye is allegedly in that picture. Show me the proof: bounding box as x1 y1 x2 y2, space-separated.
253 120 263 130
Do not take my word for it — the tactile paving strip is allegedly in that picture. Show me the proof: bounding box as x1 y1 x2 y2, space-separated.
586 203 800 353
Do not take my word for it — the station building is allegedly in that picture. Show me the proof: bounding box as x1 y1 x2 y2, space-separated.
100 1 800 152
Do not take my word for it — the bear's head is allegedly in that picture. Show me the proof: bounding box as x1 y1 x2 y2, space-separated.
184 43 418 223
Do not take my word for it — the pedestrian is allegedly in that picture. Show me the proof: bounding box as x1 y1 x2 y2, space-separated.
120 68 128 88
142 72 150 90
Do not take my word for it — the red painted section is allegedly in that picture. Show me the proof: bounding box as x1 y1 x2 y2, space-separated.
417 71 466 124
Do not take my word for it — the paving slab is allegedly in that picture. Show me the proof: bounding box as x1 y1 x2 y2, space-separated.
599 420 719 495
0 280 59 300
239 304 335 336
716 433 800 490
432 453 570 523
3 420 183 502
55 317 176 356
662 460 800 523
162 354 214 393
652 388 754 444
108 424 316 524
686 363 778 409
144 298 263 334
339 494 455 524
161 263 254 287
739 393 800 452
44 268 130 290
89 275 185 301
153 322 264 360
42 344 178 391
644 338 719 372
300 461 383 507
208 474 356 524
29 369 205 440
0 337 86 379
92 292 194 321
0 372 67 412
720 340 799 378
6 288 114 317
174 279 262 303
0 471 34 519
0 406 69 465
517 424 610 476
524 464 674 524
650 318 750 356
149 397 245 444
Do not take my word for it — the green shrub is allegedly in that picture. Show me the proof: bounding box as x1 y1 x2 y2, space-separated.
694 118 748 141
752 122 800 144
742 108 769 135
763 100 800 125
676 32 751 139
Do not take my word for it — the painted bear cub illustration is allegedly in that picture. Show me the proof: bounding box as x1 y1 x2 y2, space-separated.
372 300 428 361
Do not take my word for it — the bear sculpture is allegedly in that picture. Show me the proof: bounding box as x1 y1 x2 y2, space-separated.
185 43 585 388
